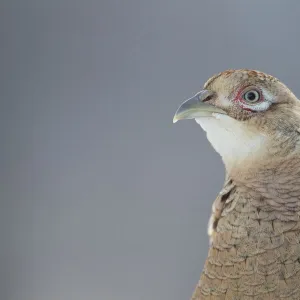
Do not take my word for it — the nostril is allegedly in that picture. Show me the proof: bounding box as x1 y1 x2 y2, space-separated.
202 95 213 102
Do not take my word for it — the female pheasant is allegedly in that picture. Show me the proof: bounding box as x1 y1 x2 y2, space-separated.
173 69 300 299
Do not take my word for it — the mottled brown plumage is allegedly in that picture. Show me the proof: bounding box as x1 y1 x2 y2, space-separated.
174 69 300 299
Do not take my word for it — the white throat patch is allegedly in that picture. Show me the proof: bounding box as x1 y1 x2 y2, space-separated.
195 114 266 169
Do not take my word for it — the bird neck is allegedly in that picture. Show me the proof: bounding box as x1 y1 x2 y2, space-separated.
230 152 300 204
225 129 300 179
210 159 300 241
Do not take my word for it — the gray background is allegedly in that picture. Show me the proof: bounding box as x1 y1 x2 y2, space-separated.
2 1 300 299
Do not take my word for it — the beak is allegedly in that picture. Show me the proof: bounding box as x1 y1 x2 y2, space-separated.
173 90 227 123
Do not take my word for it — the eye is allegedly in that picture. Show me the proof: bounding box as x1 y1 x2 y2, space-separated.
243 89 260 103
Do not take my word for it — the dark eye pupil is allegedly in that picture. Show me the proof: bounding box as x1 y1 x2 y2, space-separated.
247 92 256 101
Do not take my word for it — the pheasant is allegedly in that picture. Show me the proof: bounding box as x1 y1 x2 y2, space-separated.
173 69 300 299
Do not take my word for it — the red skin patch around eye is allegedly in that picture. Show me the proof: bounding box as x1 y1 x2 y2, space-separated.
242 107 255 112
234 85 264 112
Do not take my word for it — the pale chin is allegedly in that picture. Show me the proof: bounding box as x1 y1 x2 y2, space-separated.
195 114 266 168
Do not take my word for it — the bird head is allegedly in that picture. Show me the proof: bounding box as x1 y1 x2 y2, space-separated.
173 69 300 173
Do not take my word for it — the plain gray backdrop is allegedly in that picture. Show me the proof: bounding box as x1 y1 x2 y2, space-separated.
2 1 300 299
